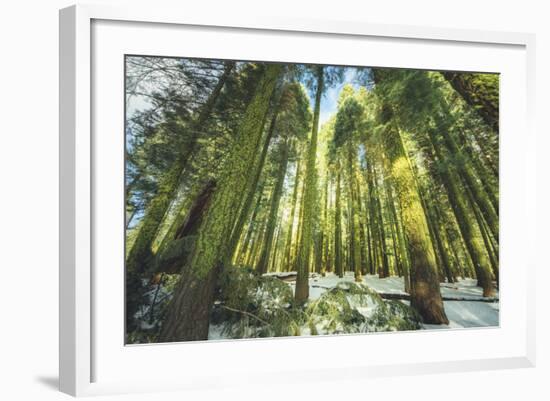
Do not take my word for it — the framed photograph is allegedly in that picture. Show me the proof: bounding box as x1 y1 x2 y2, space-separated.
59 4 536 396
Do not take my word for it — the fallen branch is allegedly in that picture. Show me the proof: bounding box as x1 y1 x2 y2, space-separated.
219 305 270 325
266 272 297 281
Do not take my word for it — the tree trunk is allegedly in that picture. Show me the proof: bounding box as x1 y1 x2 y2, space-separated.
158 64 282 342
442 72 499 133
295 66 324 302
126 62 235 276
347 141 362 282
334 167 343 278
257 140 290 274
428 127 495 297
225 92 285 265
371 162 389 278
437 115 499 242
153 180 216 274
283 160 301 270
376 100 448 324
236 181 265 265
355 177 368 276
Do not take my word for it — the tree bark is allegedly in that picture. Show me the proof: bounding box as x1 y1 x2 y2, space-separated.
442 72 499 133
225 95 283 264
158 64 282 342
126 62 235 276
295 66 324 302
375 95 448 324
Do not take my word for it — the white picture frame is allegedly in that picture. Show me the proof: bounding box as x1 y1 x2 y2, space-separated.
59 3 536 397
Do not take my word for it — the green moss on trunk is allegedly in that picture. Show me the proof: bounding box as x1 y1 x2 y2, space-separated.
381 117 448 325
295 66 324 302
158 64 283 342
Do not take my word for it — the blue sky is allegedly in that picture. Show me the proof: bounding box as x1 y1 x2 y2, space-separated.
317 67 361 126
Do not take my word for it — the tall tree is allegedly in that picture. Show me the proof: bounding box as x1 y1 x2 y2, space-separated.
295 66 324 302
159 64 283 342
126 62 235 276
371 70 449 324
257 139 290 274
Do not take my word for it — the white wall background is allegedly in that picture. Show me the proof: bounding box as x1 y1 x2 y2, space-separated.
0 1 547 400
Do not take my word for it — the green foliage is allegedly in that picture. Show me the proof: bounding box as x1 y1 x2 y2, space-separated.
333 95 364 149
212 271 421 339
212 267 303 338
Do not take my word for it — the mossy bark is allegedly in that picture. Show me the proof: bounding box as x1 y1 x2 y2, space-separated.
126 62 234 276
158 64 282 342
153 180 216 274
226 101 281 265
295 66 324 302
442 72 499 133
380 113 448 324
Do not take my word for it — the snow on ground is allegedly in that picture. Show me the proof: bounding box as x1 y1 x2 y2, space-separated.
207 324 226 341
279 271 499 330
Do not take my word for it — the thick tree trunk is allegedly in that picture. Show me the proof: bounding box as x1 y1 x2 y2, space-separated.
159 64 282 342
375 98 448 324
157 265 220 341
153 180 216 274
126 62 235 276
226 97 283 264
442 72 499 133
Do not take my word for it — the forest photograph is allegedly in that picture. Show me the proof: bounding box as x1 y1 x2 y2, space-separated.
124 56 499 344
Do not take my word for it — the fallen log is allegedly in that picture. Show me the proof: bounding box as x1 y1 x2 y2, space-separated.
376 292 499 303
309 284 499 303
265 272 297 282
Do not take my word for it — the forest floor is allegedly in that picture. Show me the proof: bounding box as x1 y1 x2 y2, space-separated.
283 272 499 330
206 271 499 338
